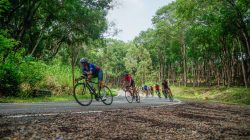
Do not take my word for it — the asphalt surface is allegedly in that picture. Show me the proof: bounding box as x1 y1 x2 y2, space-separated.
0 91 181 116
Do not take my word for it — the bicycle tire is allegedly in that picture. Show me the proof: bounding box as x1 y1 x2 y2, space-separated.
100 86 113 105
163 90 168 99
125 90 133 103
169 94 174 102
73 83 93 106
158 93 161 98
136 94 140 103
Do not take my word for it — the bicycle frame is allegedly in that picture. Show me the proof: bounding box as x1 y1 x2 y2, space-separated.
74 74 113 106
79 76 100 97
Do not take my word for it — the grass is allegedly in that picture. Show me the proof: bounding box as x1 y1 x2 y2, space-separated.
0 95 75 103
0 88 119 103
171 86 250 105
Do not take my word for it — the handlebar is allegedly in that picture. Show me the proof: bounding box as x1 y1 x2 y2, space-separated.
75 73 98 84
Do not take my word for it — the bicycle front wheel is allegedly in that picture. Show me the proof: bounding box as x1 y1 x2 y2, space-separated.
73 83 93 106
125 90 133 103
100 86 113 105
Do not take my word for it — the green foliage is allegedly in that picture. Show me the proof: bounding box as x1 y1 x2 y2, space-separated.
101 39 127 78
172 87 250 105
0 34 17 54
124 44 152 85
0 64 21 96
19 61 46 88
1 0 249 100
0 0 10 17
1 0 113 59
0 0 114 97
0 31 19 63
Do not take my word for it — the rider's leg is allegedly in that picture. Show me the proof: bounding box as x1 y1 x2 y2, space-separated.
158 90 161 98
131 80 136 97
98 70 106 100
98 70 104 89
165 89 168 98
87 74 93 81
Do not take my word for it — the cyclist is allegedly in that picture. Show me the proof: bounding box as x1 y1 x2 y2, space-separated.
155 84 161 98
80 58 104 90
122 72 136 98
150 86 154 96
143 85 149 97
162 80 171 99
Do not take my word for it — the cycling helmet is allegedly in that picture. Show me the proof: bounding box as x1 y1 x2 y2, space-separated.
80 58 88 63
124 71 129 76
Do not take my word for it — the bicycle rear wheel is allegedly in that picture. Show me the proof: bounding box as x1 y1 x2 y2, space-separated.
73 83 93 106
136 94 140 103
125 90 133 103
100 86 113 105
163 90 168 99
168 93 174 102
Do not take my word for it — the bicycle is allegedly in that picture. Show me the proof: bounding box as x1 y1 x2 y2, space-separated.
73 75 113 106
163 89 174 102
123 86 140 103
155 89 161 98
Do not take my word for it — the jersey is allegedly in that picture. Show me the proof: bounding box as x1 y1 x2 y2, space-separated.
162 82 169 90
82 63 101 76
124 75 132 81
155 84 160 90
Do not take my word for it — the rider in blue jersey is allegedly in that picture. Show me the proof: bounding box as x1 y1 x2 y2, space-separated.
80 58 104 89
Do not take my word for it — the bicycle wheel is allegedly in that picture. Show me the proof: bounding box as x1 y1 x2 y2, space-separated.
163 90 168 99
100 86 113 105
136 94 140 103
158 92 161 98
125 90 133 103
73 83 93 106
168 93 174 102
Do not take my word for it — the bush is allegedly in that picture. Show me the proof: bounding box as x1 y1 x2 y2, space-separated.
0 64 21 96
19 61 46 96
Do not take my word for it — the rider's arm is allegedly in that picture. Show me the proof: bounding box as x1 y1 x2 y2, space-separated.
128 77 132 86
121 78 125 88
86 65 94 75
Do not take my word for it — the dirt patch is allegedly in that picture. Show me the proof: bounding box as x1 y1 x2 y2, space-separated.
0 101 250 139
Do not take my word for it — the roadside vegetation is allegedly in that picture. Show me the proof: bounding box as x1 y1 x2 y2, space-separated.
0 0 249 105
172 87 250 105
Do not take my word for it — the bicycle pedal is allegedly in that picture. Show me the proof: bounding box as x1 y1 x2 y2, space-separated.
95 97 100 101
101 96 107 101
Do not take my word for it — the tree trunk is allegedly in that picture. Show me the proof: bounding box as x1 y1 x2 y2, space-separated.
238 39 248 88
183 44 187 87
71 45 75 90
30 31 44 56
17 1 41 41
192 62 195 87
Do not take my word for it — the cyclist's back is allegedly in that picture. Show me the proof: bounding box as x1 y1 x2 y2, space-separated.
162 80 169 90
82 63 101 77
123 74 135 87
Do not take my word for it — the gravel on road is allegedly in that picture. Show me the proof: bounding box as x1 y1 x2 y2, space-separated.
0 101 250 139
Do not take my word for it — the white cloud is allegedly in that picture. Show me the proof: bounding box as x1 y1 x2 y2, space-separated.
107 0 175 42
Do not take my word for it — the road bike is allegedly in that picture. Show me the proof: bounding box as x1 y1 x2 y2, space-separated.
163 89 174 102
73 75 113 106
124 86 140 103
155 89 161 98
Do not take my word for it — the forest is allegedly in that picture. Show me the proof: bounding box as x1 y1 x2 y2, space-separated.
0 0 249 99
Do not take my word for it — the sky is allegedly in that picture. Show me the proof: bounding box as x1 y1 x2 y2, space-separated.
106 0 174 42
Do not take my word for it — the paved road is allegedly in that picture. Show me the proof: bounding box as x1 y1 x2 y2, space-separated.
0 91 181 116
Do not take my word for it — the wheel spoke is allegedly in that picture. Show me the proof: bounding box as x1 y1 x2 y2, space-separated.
73 83 92 106
125 90 133 103
100 86 113 105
